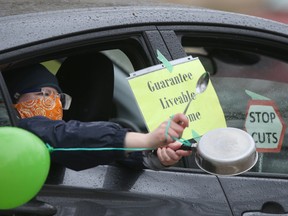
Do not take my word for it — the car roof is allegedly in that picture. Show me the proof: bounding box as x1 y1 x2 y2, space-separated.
1 6 288 53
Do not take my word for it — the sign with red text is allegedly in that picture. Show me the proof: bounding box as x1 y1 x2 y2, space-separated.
127 56 226 140
244 100 286 152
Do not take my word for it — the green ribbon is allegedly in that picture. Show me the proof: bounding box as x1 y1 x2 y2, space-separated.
156 49 173 72
165 115 196 147
46 143 154 153
46 113 199 152
245 90 270 100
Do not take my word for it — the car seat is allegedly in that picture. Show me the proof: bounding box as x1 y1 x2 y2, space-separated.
44 52 115 183
56 52 114 122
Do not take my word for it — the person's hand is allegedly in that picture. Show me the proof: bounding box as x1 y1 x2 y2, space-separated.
147 113 189 148
124 113 188 150
157 141 192 166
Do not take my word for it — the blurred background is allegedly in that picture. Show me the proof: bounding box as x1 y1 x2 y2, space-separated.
0 0 288 23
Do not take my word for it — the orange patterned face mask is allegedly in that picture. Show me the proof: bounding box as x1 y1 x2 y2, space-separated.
14 95 63 120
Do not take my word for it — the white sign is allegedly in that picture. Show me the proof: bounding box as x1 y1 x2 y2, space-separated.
244 100 286 152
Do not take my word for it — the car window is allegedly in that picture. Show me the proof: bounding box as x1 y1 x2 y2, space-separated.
41 48 147 134
180 41 288 175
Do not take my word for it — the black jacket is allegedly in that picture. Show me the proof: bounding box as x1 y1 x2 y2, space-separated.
17 116 146 171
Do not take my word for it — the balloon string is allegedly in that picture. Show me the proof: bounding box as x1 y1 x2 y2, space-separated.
165 115 192 147
46 114 192 153
45 143 154 153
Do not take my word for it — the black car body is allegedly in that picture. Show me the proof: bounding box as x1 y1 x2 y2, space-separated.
1 6 288 216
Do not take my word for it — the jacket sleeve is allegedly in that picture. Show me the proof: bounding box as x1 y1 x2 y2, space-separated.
17 116 131 170
17 116 167 171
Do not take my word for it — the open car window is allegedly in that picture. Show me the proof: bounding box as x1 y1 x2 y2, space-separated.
40 48 148 135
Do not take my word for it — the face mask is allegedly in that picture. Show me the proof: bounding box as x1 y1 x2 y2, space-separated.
14 95 63 120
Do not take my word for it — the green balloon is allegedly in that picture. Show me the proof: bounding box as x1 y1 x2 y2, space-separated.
0 127 50 209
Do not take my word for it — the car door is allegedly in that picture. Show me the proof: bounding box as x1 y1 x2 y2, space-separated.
158 16 288 215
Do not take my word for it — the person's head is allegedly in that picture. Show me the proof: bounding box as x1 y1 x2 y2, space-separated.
3 64 71 120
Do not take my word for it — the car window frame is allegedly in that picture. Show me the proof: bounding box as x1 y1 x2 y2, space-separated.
0 70 18 126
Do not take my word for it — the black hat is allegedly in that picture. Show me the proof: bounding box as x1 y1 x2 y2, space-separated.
3 64 62 103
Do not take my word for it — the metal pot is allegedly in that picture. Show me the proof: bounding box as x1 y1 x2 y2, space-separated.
194 127 258 176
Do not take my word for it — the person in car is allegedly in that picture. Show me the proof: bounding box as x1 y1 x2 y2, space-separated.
3 64 192 171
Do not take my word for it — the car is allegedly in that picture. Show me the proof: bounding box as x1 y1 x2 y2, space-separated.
1 5 288 216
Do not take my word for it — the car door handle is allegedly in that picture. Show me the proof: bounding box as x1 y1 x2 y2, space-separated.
243 201 288 216
243 213 288 216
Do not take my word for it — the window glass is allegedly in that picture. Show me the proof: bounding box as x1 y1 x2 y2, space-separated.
182 43 288 174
